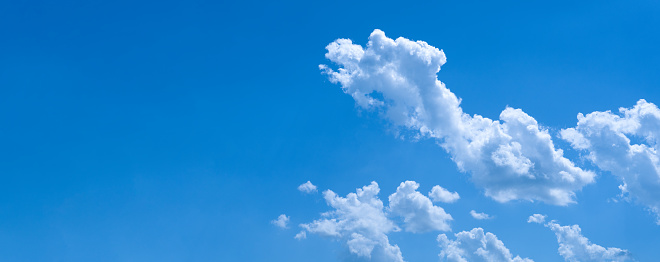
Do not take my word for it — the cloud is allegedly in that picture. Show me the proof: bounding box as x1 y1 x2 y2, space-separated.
527 214 546 224
561 99 660 223
272 214 290 229
300 182 404 262
438 228 533 262
298 181 318 194
388 181 453 232
321 29 595 205
470 210 493 220
298 180 457 261
429 185 460 203
544 220 632 262
294 231 307 240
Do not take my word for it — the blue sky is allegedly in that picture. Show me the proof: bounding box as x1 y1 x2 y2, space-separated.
2 0 660 261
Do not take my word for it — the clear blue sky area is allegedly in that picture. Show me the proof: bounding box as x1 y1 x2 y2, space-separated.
1 0 659 261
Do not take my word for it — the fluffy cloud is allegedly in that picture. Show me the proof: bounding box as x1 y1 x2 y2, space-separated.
544 220 632 262
298 181 456 261
300 182 404 262
321 29 595 205
388 181 453 232
294 231 306 240
272 214 290 229
298 181 318 194
561 99 660 223
470 210 493 220
527 214 546 224
429 185 460 203
438 228 533 262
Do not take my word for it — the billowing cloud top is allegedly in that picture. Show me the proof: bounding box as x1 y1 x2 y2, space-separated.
389 181 452 232
321 29 595 205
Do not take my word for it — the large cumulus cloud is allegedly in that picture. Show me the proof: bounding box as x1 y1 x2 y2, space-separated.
321 29 595 205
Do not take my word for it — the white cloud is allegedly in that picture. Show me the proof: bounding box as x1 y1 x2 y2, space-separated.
300 182 404 262
321 29 595 206
429 185 460 203
272 214 290 229
561 99 660 223
527 214 546 224
295 231 307 240
298 181 318 194
388 181 453 232
470 210 493 220
438 228 533 262
544 220 632 262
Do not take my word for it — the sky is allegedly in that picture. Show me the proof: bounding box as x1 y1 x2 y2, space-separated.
1 0 660 261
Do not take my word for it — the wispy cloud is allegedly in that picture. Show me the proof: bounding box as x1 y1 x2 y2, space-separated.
294 231 306 240
321 29 595 205
470 210 493 220
272 214 290 229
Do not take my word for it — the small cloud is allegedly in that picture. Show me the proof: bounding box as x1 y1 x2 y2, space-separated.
470 210 493 220
428 185 460 203
544 220 632 261
272 214 290 229
298 181 318 194
294 231 307 240
527 214 546 224
438 228 533 262
301 181 404 261
389 181 453 232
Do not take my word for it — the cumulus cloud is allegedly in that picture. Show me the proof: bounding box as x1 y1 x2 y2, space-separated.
300 182 404 262
527 214 546 224
470 210 493 220
272 214 290 229
321 29 595 205
298 181 318 194
295 231 307 240
429 185 460 203
438 228 533 262
543 220 632 262
561 99 660 223
388 181 453 232
298 181 456 261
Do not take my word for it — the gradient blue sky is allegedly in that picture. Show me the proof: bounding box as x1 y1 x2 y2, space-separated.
1 0 660 261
